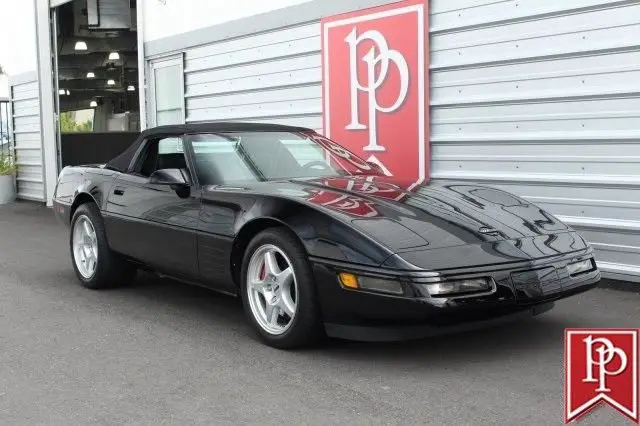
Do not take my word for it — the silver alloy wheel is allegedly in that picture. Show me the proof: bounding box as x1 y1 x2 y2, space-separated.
72 215 98 279
246 244 298 335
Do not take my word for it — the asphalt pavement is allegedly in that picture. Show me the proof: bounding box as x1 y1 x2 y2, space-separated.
1 201 638 425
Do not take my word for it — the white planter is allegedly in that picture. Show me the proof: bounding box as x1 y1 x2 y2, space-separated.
0 174 16 205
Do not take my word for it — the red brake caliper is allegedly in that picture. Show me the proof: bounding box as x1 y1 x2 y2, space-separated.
259 262 266 281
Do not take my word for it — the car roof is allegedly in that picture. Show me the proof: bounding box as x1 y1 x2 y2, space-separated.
106 121 315 173
141 122 313 138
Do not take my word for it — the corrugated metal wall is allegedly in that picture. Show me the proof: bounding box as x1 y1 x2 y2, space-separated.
164 0 640 281
183 22 322 131
10 77 45 202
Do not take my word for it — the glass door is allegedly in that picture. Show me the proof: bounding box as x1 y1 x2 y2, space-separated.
149 55 185 126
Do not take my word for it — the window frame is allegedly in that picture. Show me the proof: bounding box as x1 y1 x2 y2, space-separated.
148 54 186 127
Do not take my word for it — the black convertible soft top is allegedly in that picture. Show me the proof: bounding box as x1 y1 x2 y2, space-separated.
106 122 313 173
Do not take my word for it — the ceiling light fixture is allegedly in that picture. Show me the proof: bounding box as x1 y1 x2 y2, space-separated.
66 89 70 96
127 85 135 91
74 41 88 51
108 52 120 60
86 72 95 78
58 89 66 95
107 79 116 86
90 100 98 108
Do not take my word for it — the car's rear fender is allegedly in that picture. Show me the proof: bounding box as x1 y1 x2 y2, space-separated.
53 165 120 225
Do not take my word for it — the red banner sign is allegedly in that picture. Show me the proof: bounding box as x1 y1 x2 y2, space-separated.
322 0 429 188
565 328 639 423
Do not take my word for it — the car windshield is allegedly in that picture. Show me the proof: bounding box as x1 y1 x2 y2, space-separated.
190 131 381 185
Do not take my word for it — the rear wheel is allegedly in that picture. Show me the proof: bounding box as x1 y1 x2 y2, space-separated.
241 228 323 349
70 203 136 289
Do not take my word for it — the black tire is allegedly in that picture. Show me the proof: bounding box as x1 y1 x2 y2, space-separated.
240 227 323 349
70 203 136 289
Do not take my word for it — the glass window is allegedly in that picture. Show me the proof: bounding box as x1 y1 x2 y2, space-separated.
192 136 257 184
158 137 183 154
280 139 327 167
190 132 381 186
59 109 95 133
151 57 184 126
135 137 187 177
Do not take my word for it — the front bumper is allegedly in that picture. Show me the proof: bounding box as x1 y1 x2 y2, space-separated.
324 302 555 342
310 249 600 342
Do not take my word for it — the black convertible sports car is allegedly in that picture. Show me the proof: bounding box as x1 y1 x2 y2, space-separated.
53 122 600 348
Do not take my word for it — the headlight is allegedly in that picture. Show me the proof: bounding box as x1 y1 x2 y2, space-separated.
338 273 494 298
338 272 404 295
425 278 493 297
567 258 594 276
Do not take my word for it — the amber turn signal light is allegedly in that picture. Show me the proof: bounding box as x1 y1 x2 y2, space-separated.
339 272 359 289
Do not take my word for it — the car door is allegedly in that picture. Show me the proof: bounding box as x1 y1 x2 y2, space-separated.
185 133 260 292
104 135 201 279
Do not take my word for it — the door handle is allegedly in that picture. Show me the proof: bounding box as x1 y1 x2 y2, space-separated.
113 188 125 196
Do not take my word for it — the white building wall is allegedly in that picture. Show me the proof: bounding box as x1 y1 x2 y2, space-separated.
9 72 45 202
142 0 313 42
144 0 640 282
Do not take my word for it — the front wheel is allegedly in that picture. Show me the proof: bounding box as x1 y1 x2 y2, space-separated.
70 203 136 289
241 228 323 349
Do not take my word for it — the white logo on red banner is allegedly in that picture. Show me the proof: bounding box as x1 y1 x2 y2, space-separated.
345 27 410 154
565 329 639 423
322 0 429 188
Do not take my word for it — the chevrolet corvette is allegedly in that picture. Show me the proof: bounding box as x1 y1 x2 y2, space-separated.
53 122 600 348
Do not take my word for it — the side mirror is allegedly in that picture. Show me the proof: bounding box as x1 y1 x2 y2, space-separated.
149 168 191 196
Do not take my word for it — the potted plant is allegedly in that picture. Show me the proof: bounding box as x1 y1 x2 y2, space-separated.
0 151 17 204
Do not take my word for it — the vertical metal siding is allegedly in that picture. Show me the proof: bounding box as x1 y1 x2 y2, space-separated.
174 0 639 281
11 79 45 202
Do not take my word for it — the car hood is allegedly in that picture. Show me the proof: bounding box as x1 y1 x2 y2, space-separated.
267 175 571 253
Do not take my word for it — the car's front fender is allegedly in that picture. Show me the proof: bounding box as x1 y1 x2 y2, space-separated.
235 197 395 268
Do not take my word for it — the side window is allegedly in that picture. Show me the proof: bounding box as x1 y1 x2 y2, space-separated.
159 137 184 154
133 136 187 177
191 135 258 185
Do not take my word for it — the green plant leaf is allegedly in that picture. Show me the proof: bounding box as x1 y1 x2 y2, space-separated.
0 151 18 176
